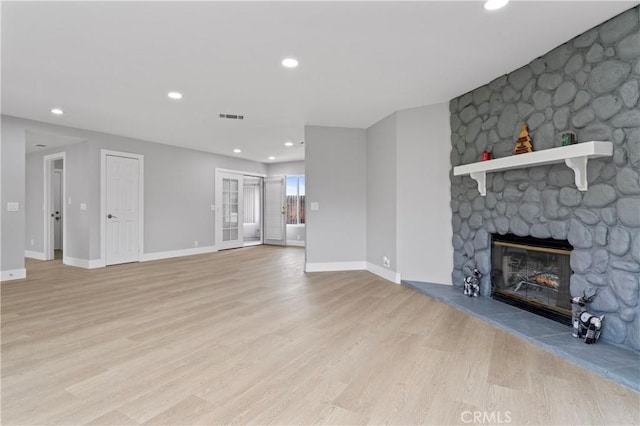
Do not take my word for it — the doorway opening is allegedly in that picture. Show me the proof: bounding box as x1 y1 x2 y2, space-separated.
43 153 66 261
285 175 305 247
215 169 269 250
243 176 263 247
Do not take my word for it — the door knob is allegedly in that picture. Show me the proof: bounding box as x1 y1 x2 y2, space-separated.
107 214 117 219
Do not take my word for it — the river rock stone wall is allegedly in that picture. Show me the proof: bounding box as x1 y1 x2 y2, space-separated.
449 7 640 350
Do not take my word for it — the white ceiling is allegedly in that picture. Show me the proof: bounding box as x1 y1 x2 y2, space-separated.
2 1 636 162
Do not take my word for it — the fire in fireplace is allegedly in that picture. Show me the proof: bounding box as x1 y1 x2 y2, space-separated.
491 234 573 325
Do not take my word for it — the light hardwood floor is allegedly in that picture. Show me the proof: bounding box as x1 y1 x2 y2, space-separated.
2 246 638 425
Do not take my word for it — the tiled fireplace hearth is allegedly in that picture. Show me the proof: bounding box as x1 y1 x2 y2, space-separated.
449 7 640 351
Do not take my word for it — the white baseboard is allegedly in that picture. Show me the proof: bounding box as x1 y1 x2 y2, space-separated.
88 259 105 268
63 257 104 269
141 246 218 262
1 269 27 281
286 240 305 247
62 247 218 269
367 262 401 284
303 261 400 284
25 250 46 260
305 261 367 272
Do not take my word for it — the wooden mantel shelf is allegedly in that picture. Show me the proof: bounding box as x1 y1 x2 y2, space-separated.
453 141 613 196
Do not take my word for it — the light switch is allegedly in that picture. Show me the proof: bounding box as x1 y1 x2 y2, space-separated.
68 197 72 205
80 203 87 211
210 205 215 211
7 202 19 212
310 202 319 211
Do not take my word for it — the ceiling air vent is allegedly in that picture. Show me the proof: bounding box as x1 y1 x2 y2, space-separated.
34 144 47 148
219 113 244 120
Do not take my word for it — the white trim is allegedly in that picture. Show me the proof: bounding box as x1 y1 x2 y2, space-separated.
305 261 367 272
63 256 104 269
141 246 218 262
25 250 46 260
303 261 400 284
1 269 27 281
88 259 106 268
100 150 144 266
43 152 66 261
367 262 401 284
243 241 262 247
286 240 305 247
216 168 266 178
264 175 286 245
453 141 613 195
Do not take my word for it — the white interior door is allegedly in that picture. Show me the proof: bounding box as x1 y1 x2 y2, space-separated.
105 155 140 265
216 172 244 250
264 176 285 245
53 170 63 250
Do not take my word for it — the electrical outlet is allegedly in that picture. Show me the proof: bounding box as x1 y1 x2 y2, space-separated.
30 239 35 246
194 240 199 247
382 256 390 268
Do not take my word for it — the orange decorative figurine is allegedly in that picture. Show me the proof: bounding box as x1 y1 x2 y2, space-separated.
513 124 534 155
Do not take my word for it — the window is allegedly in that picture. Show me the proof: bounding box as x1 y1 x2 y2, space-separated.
286 175 305 225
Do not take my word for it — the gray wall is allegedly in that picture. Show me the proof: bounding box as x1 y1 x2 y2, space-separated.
267 160 305 177
25 152 42 252
1 116 26 275
449 6 640 350
305 107 453 285
397 103 453 284
366 113 398 270
13 115 267 263
305 125 367 264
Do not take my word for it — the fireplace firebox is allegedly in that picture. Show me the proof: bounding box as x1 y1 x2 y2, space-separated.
491 234 573 325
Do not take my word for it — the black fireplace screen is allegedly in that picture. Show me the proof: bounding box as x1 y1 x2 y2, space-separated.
491 234 572 316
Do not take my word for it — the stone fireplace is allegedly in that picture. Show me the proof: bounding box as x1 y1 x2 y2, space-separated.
491 233 573 324
448 7 640 351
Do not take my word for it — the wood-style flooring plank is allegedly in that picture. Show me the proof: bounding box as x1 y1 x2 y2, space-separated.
2 246 638 425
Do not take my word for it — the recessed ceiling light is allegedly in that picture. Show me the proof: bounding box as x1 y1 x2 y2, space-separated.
167 91 183 100
281 58 299 68
268 156 275 160
484 0 509 10
233 149 242 153
284 141 294 147
51 108 64 115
